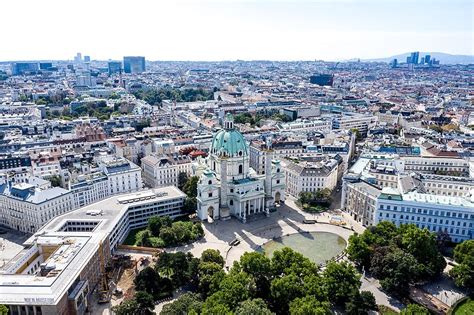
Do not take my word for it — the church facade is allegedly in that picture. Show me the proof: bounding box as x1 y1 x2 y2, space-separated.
196 114 285 222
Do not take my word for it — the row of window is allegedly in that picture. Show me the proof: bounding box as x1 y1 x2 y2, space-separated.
379 212 473 228
379 204 473 219
381 219 471 242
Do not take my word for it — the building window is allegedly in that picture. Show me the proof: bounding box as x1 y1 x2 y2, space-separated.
239 165 243 174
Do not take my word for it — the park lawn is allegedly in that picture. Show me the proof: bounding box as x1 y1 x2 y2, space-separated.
122 228 147 246
453 298 474 315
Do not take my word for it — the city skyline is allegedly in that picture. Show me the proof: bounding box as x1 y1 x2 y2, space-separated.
1 0 472 61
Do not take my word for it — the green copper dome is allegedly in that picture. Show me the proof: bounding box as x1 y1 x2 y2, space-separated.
210 122 248 158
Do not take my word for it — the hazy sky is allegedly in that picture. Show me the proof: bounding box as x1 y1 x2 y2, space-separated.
1 0 473 61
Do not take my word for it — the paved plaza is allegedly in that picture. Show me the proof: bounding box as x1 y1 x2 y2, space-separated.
166 197 406 311
168 197 359 266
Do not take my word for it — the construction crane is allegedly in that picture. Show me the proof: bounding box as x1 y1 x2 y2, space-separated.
98 241 111 303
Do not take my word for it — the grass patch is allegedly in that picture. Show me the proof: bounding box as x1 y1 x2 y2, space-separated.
123 228 147 246
453 298 474 315
378 305 399 314
303 205 327 213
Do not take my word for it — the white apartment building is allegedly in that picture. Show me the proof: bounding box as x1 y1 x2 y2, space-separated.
250 140 305 175
283 157 339 197
277 119 332 133
70 172 109 208
31 159 61 178
0 182 74 233
375 188 474 243
342 176 380 226
400 156 469 175
141 154 193 188
98 157 142 195
418 174 474 198
332 114 378 134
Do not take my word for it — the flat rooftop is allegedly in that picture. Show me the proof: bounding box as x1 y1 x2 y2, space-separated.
0 186 185 306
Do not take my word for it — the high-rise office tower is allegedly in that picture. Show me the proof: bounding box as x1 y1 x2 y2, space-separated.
410 52 419 64
108 61 122 75
39 62 53 70
74 52 82 63
11 62 39 75
84 56 91 62
424 54 431 64
391 59 398 68
123 56 146 73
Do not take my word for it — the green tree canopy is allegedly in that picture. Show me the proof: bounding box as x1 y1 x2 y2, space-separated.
322 261 360 305
450 240 474 289
201 249 225 267
344 291 377 315
235 298 274 315
161 293 203 315
289 296 331 315
400 304 430 315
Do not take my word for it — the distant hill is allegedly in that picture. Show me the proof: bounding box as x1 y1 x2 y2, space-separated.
365 52 474 65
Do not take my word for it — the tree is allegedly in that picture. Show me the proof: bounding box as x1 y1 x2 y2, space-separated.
449 262 474 289
134 267 164 298
201 292 233 315
183 197 197 214
400 304 430 315
183 176 199 198
134 291 155 315
302 274 328 302
453 240 474 265
270 274 304 313
271 247 319 278
344 291 377 315
289 296 331 315
346 233 372 268
450 240 474 289
178 172 189 190
399 225 446 278
159 227 177 246
239 252 272 298
374 248 421 296
198 262 225 296
161 293 203 315
155 252 192 287
112 291 155 315
322 261 360 305
436 230 452 254
148 216 163 237
201 249 225 267
112 299 139 315
213 272 256 310
47 175 62 188
235 299 273 315
170 221 193 244
0 305 7 315
135 230 151 247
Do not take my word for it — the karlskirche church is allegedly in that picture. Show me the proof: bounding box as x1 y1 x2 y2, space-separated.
196 114 285 222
